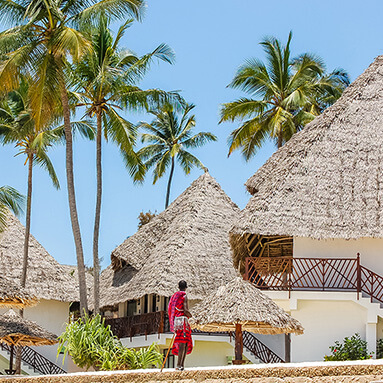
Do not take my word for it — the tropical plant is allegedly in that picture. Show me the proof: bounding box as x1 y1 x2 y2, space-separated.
58 314 163 370
324 333 372 361
0 76 93 291
137 210 156 229
72 14 177 314
0 77 61 297
220 32 350 160
137 103 217 208
377 339 383 359
0 186 24 232
0 0 145 315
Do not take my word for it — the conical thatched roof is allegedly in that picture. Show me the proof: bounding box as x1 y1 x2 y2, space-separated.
0 215 79 302
61 264 94 300
100 172 240 307
0 309 58 346
190 277 303 335
231 55 383 253
0 276 37 308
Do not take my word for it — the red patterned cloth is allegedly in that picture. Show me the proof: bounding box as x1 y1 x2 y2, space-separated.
168 291 193 356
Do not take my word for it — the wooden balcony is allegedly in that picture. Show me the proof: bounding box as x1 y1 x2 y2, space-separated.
104 311 168 339
244 255 383 304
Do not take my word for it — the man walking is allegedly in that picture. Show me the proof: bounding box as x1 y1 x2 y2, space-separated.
168 280 193 370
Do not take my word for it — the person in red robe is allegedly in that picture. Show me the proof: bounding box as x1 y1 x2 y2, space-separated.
168 280 193 370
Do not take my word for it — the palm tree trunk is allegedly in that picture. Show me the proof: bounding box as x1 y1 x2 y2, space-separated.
92 112 102 315
165 157 175 209
277 129 283 148
21 155 33 289
15 155 33 374
59 75 88 316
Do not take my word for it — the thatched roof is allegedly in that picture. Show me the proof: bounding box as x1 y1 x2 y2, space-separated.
231 55 383 249
0 309 58 346
0 276 37 308
61 265 94 300
190 277 303 335
100 172 240 307
0 215 79 302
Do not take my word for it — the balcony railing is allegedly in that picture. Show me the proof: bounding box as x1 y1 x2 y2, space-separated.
105 311 167 339
244 254 383 304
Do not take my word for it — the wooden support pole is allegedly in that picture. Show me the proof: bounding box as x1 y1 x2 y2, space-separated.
285 334 291 363
234 323 243 361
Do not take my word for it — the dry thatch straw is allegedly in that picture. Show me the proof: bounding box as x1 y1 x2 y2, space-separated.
230 55 383 267
61 265 94 301
100 172 239 307
0 215 79 302
190 277 303 335
0 309 58 346
0 276 37 308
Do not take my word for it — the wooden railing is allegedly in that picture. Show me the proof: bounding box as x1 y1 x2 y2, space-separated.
244 255 383 304
105 311 167 339
0 343 66 375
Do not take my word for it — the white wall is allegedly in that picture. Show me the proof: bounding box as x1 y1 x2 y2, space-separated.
185 340 235 367
0 299 70 371
290 299 367 362
294 237 383 276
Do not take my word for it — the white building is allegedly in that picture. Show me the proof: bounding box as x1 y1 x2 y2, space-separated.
230 55 383 362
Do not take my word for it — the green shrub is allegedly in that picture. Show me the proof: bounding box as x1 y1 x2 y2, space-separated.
377 339 383 359
58 314 163 370
324 333 372 361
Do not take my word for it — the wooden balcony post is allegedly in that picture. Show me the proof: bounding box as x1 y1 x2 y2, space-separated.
357 253 361 299
159 311 164 335
245 258 249 280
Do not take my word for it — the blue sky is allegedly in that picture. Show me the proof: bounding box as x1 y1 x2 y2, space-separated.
1 0 383 269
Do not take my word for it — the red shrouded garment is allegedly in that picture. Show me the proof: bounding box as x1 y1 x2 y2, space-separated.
168 291 193 356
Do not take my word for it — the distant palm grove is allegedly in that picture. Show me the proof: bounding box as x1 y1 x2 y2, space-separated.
0 0 349 320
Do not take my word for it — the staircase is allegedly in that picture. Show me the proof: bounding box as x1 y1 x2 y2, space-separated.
233 331 284 364
0 343 66 375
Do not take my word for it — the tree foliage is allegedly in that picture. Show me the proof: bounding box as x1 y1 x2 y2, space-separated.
220 32 350 160
58 314 163 370
0 186 24 232
137 102 217 208
137 210 157 229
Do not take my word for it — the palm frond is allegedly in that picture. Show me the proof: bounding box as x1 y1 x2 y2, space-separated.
176 149 203 174
182 132 217 148
0 185 24 218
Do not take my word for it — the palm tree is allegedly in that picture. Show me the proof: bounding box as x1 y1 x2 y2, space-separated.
0 186 24 232
0 0 145 315
0 77 61 294
220 32 350 160
73 15 177 314
137 103 217 209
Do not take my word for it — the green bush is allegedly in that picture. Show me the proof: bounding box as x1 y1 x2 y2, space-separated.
377 339 383 359
324 333 372 361
58 314 163 370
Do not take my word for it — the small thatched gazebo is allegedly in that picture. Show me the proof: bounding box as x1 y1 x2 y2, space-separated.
99 172 239 308
230 55 383 271
0 309 58 374
190 277 303 363
0 276 37 308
